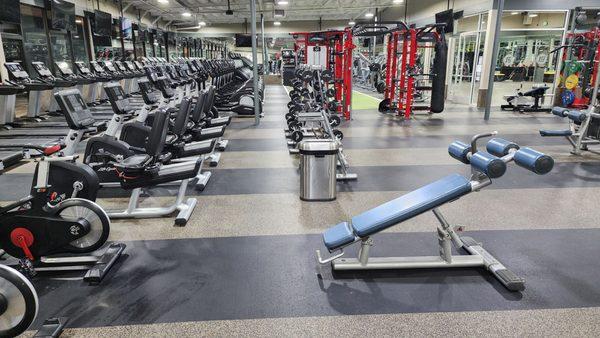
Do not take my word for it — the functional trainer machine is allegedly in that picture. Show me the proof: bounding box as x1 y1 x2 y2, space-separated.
317 132 554 291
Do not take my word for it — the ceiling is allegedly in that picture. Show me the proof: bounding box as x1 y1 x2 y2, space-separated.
123 0 404 26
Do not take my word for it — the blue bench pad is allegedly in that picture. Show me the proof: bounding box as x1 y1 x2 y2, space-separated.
539 130 572 137
323 222 355 251
351 174 472 238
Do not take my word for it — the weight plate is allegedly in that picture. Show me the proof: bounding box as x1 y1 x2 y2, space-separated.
329 115 341 127
565 74 579 90
561 90 575 107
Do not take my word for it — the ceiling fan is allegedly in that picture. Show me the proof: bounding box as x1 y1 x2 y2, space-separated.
225 0 234 15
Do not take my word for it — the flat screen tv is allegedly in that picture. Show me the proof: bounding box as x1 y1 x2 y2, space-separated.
122 18 133 40
50 0 76 31
93 34 112 47
235 34 252 48
435 9 454 34
0 0 21 24
94 10 112 36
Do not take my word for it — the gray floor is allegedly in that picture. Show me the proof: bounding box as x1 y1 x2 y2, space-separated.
4 85 600 337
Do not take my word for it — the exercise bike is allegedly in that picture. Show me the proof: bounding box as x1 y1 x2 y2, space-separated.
0 143 124 282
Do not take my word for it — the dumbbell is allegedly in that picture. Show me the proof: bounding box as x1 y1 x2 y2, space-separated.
329 114 341 127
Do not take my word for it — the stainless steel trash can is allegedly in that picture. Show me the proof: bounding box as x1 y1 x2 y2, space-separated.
298 140 339 201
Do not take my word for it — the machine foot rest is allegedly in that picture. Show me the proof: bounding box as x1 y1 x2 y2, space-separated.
175 198 197 226
34 317 68 337
494 269 525 292
336 173 358 181
83 243 126 284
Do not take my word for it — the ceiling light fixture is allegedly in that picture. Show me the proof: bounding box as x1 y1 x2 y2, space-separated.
182 12 192 17
158 0 168 3
277 0 289 5
348 21 355 25
511 11 519 15
274 21 281 26
199 21 206 26
392 0 404 3
528 13 538 17
365 12 374 18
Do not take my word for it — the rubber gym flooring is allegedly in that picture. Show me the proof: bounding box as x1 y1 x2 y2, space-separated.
2 85 600 336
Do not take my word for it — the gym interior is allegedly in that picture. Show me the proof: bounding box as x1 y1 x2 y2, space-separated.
0 0 599 336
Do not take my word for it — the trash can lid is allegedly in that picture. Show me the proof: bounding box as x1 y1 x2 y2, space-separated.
298 139 339 155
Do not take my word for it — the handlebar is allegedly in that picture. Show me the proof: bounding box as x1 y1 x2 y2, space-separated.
0 142 65 156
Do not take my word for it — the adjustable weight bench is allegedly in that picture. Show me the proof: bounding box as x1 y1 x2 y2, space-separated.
317 132 554 292
501 85 551 113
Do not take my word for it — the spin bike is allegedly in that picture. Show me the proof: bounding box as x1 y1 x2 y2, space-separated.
0 143 108 336
0 143 124 281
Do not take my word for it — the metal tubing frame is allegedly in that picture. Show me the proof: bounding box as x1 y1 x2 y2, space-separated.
250 0 260 125
484 0 505 120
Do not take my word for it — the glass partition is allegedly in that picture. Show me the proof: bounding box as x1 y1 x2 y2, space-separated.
491 11 567 106
71 16 88 63
20 4 51 75
449 13 486 105
49 31 73 70
145 32 154 57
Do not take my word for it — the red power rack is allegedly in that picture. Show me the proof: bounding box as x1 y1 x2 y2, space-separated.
290 30 354 120
354 21 445 119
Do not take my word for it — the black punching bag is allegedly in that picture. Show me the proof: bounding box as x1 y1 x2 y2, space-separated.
430 38 447 113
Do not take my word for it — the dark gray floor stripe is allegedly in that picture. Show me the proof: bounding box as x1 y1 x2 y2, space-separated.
1 162 597 200
228 116 563 129
28 229 600 329
226 133 567 151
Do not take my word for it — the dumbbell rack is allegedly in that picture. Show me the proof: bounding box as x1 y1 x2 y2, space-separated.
289 29 354 120
285 67 357 180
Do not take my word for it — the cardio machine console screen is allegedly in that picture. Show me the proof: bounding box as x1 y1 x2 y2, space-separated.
32 63 53 77
90 62 105 73
75 62 91 74
56 91 96 129
56 62 73 75
103 62 117 72
5 63 29 79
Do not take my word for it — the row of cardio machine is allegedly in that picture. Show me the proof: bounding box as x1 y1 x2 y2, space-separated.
0 54 263 169
0 56 241 336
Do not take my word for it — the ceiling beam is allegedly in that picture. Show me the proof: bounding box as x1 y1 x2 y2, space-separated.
152 16 162 25
140 10 150 20
122 2 135 12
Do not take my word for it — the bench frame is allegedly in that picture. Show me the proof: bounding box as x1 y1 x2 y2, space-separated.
317 174 525 292
563 110 600 155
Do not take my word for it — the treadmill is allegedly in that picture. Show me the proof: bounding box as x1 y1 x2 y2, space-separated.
0 63 70 135
0 63 102 139
30 61 78 115
75 61 111 108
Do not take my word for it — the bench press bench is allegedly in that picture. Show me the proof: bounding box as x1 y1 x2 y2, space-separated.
317 132 554 292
